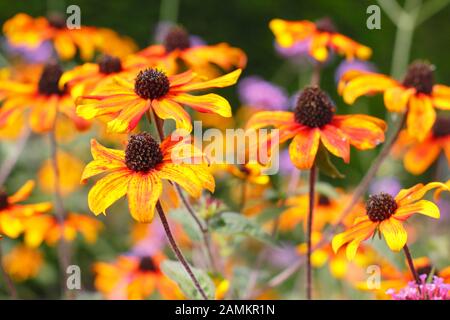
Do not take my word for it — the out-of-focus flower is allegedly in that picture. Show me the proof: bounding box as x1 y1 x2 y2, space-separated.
95 28 138 58
93 254 183 300
2 13 135 60
226 163 270 185
369 177 402 197
2 39 54 64
22 212 103 247
386 274 450 300
246 86 386 169
60 54 149 97
339 61 450 141
393 117 450 175
0 62 90 133
238 76 289 110
0 180 52 239
270 18 372 62
76 68 241 133
334 59 376 83
139 26 246 78
274 39 311 60
2 245 43 281
38 151 85 196
332 182 449 260
81 133 213 223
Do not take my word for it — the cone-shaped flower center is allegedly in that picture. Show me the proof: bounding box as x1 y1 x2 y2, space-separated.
125 133 163 172
402 61 434 95
318 194 331 206
294 86 335 128
164 26 191 52
0 190 9 210
315 17 337 33
134 69 170 100
432 117 450 138
98 55 123 74
366 192 398 222
138 256 158 272
38 63 66 96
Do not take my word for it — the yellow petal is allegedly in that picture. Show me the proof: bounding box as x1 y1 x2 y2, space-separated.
407 95 435 142
173 93 232 117
393 200 440 221
127 173 162 223
379 219 407 252
152 98 193 132
176 69 241 92
8 180 35 204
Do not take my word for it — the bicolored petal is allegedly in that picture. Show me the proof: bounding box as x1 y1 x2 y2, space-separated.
432 84 450 110
172 93 232 117
403 139 441 175
30 96 57 133
395 182 449 206
340 73 397 105
175 69 241 92
383 86 415 112
8 180 35 204
127 172 162 223
107 99 149 133
90 139 125 162
331 218 376 259
406 94 436 142
288 128 321 169
379 218 407 251
320 125 350 163
393 199 440 221
245 111 296 130
152 98 192 132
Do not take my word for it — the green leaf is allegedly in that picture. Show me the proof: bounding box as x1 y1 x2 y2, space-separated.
161 260 215 300
315 144 345 178
209 212 276 245
169 209 203 242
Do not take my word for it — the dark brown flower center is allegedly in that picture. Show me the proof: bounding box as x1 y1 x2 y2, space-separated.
138 256 158 272
294 86 335 128
318 194 331 206
402 61 434 95
125 133 163 172
0 190 9 210
432 117 450 138
47 13 66 29
366 192 398 222
134 69 170 100
164 26 191 52
315 17 337 33
98 55 123 74
38 63 66 96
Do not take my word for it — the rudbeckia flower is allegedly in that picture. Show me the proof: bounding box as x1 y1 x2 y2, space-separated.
332 182 450 260
138 26 246 77
93 254 183 300
59 54 149 97
338 61 450 141
226 163 270 185
2 245 43 282
246 86 386 169
394 117 450 175
3 13 135 60
76 68 241 133
0 62 90 133
0 180 52 239
269 17 372 62
82 132 214 222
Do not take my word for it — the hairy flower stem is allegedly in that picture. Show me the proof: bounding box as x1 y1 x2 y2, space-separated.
0 243 17 299
49 123 72 299
306 164 316 300
0 126 31 186
403 244 421 285
156 201 208 300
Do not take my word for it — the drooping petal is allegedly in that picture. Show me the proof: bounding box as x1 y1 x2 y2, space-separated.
88 169 131 215
403 139 441 175
168 70 195 87
379 219 407 251
288 128 321 169
127 172 162 223
393 199 440 221
407 94 436 141
320 125 350 163
432 84 450 110
152 98 193 132
383 86 415 112
340 73 398 105
172 93 232 117
395 182 449 206
331 218 375 256
107 100 150 133
175 69 241 92
90 139 125 162
333 115 385 150
157 163 208 198
245 111 296 130
8 180 35 204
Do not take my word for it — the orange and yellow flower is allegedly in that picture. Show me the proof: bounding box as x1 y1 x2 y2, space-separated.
338 61 450 141
393 117 450 175
0 63 90 133
2 245 43 282
3 13 135 60
0 180 52 239
82 133 214 222
93 254 183 300
269 18 372 62
246 86 386 169
76 68 241 133
332 182 449 260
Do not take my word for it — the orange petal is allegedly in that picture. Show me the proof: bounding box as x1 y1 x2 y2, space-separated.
395 182 449 206
88 169 131 215
383 86 415 112
331 218 375 256
309 33 329 62
176 69 241 92
168 70 195 87
8 180 35 204
30 96 57 133
403 139 441 175
107 100 149 133
245 111 295 130
341 73 397 105
152 98 192 132
54 33 76 60
269 19 315 47
393 200 440 221
379 218 407 251
127 173 162 223
288 128 321 169
407 95 436 142
90 139 125 162
172 93 231 117
432 84 450 110
320 125 350 163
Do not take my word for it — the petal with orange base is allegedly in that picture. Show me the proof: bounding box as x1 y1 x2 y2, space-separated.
333 115 385 150
245 111 295 130
384 86 415 112
176 69 241 92
288 128 320 169
395 182 449 206
379 218 407 251
403 139 441 175
432 85 450 110
320 125 350 162
393 200 440 221
341 73 397 105
107 100 149 133
7 180 35 204
172 93 232 117
127 172 162 223
406 94 435 142
152 98 193 132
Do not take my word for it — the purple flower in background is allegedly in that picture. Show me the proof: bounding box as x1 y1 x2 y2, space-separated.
2 39 54 63
238 76 289 110
386 275 450 300
130 222 166 257
369 177 402 196
275 39 310 59
335 59 376 83
436 199 450 221
279 149 295 175
267 244 300 268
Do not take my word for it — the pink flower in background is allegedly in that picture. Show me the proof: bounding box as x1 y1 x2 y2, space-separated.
238 76 289 110
387 275 450 300
369 177 402 197
334 59 376 83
